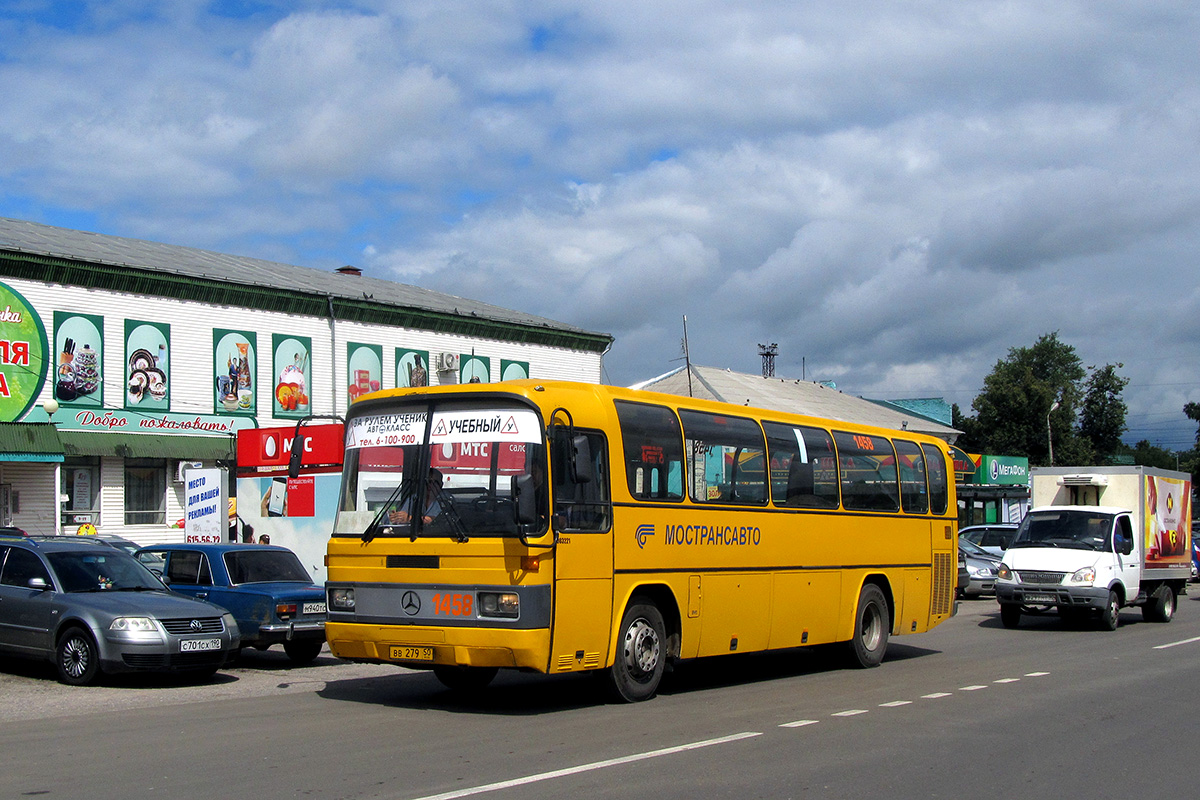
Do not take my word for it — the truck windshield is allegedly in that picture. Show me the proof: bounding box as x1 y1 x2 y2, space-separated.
334 400 547 539
1012 510 1114 552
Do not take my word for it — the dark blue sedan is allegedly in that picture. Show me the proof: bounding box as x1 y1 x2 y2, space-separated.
135 543 326 664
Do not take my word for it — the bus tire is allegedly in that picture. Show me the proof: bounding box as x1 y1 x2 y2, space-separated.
846 584 889 668
433 665 498 693
1141 585 1175 623
607 600 666 702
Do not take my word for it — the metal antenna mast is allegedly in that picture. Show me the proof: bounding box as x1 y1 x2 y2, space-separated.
758 342 778 378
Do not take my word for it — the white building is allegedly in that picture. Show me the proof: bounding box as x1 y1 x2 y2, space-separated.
0 217 611 543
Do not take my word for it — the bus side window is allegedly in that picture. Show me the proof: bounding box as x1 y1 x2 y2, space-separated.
678 409 767 505
763 422 839 509
551 429 612 531
920 443 949 515
834 431 900 513
893 439 929 514
614 401 684 502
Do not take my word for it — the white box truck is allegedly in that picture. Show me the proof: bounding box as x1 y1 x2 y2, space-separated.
995 466 1192 629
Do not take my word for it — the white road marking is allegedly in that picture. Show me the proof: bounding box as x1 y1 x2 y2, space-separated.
780 719 820 728
1025 671 1050 677
922 692 952 698
832 709 869 717
405 732 764 800
994 678 1021 683
1154 635 1200 650
879 700 912 707
959 685 987 691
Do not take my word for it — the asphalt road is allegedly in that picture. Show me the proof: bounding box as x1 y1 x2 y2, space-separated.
3 593 1200 800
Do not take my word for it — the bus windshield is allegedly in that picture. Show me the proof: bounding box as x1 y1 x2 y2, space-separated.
335 400 547 539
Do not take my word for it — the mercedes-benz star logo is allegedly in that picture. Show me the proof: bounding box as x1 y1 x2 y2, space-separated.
401 591 422 616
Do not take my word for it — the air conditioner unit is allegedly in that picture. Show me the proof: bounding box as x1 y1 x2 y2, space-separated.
174 461 203 483
438 352 460 371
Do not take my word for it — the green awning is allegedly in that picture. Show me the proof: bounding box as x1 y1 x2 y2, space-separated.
60 431 236 460
0 423 64 461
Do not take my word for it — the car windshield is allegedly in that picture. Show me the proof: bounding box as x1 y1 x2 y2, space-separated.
1012 511 1112 552
224 550 312 584
47 551 165 592
959 538 993 558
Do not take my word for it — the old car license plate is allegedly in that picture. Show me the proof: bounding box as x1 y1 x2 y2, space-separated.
1022 593 1057 604
180 638 221 652
303 602 326 615
390 645 434 661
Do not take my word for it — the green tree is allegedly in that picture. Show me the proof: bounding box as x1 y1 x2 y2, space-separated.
968 332 1088 465
1123 440 1177 470
1077 363 1129 463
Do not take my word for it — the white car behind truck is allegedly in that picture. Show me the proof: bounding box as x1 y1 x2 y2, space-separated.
996 466 1192 630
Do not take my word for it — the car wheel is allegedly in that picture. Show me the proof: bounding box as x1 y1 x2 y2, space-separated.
606 599 667 702
1099 590 1120 631
1141 585 1175 623
999 603 1021 629
56 626 101 686
282 639 324 664
432 665 499 692
846 584 890 668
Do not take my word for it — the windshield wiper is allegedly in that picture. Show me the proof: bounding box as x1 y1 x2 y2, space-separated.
362 478 417 543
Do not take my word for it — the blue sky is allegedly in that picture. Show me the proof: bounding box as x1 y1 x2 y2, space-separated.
2 1 1198 449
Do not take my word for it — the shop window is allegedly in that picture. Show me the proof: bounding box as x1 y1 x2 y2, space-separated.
124 458 166 525
61 457 101 528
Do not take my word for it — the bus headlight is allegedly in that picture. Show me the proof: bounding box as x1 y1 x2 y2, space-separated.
478 591 519 618
329 587 356 611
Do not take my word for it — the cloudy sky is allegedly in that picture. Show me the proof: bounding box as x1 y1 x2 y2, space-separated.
2 1 1198 448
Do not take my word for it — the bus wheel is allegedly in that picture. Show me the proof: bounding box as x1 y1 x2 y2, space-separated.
1141 585 1175 623
433 665 498 693
607 600 666 702
847 584 889 668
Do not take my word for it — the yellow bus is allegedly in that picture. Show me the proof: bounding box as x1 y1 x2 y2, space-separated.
324 380 957 701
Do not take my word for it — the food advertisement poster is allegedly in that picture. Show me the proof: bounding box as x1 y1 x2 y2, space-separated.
500 359 529 381
213 329 256 415
460 354 490 384
124 320 170 411
53 312 104 409
1144 474 1191 565
0 280 49 422
395 347 430 388
347 342 382 405
272 334 311 417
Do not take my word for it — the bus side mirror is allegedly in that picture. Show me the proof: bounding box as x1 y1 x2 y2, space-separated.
571 435 593 484
513 474 539 525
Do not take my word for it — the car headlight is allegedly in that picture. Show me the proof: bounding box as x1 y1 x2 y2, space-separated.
997 564 1014 582
109 616 163 642
1069 567 1096 585
968 565 995 578
329 587 355 611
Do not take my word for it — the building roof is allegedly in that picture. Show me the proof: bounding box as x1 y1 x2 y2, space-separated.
0 217 612 352
632 365 960 441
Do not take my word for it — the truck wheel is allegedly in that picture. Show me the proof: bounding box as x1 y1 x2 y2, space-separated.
999 604 1021 629
606 600 666 702
846 584 889 668
1099 590 1120 631
1141 585 1175 623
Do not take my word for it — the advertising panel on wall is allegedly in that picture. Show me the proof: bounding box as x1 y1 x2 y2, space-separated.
272 334 311 417
125 319 170 411
213 329 256 415
395 347 430 388
500 359 529 381
0 281 49 422
53 311 103 409
460 354 490 383
347 342 382 405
